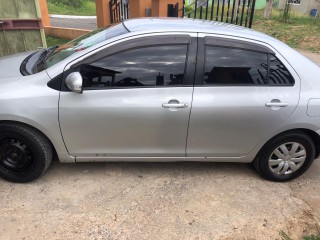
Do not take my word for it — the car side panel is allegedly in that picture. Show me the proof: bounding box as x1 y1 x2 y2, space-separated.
0 71 74 163
187 34 301 158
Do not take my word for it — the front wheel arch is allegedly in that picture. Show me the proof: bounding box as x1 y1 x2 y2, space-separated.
0 120 57 159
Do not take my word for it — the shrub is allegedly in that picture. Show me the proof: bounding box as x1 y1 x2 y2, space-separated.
48 0 83 8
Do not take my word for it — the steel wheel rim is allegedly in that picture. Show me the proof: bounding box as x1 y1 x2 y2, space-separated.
0 138 33 172
268 142 306 175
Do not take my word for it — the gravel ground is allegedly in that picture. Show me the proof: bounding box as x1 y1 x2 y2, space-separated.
0 51 319 240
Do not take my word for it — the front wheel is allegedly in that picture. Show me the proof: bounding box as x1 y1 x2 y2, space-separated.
253 132 316 182
0 123 52 183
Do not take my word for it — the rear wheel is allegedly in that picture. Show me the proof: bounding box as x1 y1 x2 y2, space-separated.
254 132 316 182
0 123 52 183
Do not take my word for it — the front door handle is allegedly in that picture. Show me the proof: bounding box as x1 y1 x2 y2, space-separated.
162 103 188 108
162 99 188 110
265 102 289 107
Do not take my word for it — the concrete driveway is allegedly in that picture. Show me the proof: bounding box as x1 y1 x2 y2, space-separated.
50 15 97 30
0 51 320 240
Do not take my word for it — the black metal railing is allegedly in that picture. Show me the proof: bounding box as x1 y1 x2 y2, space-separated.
181 0 256 28
108 0 256 28
109 0 129 24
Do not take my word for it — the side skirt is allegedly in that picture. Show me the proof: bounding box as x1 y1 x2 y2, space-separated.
75 156 251 163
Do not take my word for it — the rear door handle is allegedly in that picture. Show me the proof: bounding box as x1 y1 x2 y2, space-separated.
265 102 289 107
162 103 188 108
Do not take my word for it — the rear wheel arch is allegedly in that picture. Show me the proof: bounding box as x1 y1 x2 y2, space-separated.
253 128 318 181
257 128 320 160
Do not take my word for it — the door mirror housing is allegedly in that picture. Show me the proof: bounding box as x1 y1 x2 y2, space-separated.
66 72 83 94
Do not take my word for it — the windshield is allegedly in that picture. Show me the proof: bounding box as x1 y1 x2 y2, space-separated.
41 23 129 70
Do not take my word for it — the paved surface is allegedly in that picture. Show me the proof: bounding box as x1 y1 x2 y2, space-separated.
0 51 320 240
298 50 320 65
50 16 97 30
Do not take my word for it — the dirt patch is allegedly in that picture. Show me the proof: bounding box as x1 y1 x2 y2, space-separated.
1 160 320 240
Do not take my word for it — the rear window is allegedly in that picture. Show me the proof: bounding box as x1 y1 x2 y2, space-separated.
269 54 295 85
203 45 294 86
204 46 268 85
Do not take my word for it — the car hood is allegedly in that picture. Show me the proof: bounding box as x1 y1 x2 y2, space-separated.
0 51 35 79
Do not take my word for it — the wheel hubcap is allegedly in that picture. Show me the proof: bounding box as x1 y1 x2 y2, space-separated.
268 142 306 175
0 138 33 172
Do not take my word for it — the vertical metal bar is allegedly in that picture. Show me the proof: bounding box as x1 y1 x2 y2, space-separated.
248 0 256 28
114 4 118 22
109 0 113 24
194 0 198 18
120 0 123 21
226 0 231 23
240 0 246 26
205 0 209 19
244 0 251 27
116 2 119 22
182 0 185 17
216 0 220 21
235 0 242 25
127 2 129 19
116 3 121 22
211 0 215 20
124 2 127 20
221 0 226 22
231 0 237 23
176 3 179 17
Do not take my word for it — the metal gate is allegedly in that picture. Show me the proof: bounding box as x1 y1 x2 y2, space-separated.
0 0 46 57
108 0 256 28
110 0 129 24
181 0 256 28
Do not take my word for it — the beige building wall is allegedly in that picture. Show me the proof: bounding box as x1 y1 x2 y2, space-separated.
279 0 319 15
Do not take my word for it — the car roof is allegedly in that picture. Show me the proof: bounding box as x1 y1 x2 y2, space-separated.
122 18 274 42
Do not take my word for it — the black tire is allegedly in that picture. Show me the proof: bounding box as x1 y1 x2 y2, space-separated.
0 123 52 183
253 131 316 182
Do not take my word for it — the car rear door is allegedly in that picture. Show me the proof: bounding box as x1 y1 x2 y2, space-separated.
187 34 300 158
59 33 197 160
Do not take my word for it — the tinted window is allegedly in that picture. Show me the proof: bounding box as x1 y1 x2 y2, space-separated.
81 45 188 89
204 46 268 85
269 55 294 85
43 23 128 70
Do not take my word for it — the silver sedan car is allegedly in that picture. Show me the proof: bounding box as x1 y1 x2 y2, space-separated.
0 18 319 183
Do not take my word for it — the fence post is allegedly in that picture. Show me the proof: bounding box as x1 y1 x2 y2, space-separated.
249 0 256 28
96 0 111 27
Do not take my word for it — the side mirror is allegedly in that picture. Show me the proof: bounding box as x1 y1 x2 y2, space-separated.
65 72 83 94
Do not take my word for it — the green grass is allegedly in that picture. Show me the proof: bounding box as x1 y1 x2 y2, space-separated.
279 230 320 240
48 0 96 16
46 36 69 47
252 12 320 53
303 236 320 240
186 6 320 52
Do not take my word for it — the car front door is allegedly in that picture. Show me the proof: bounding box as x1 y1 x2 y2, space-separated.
59 34 197 160
187 34 300 158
